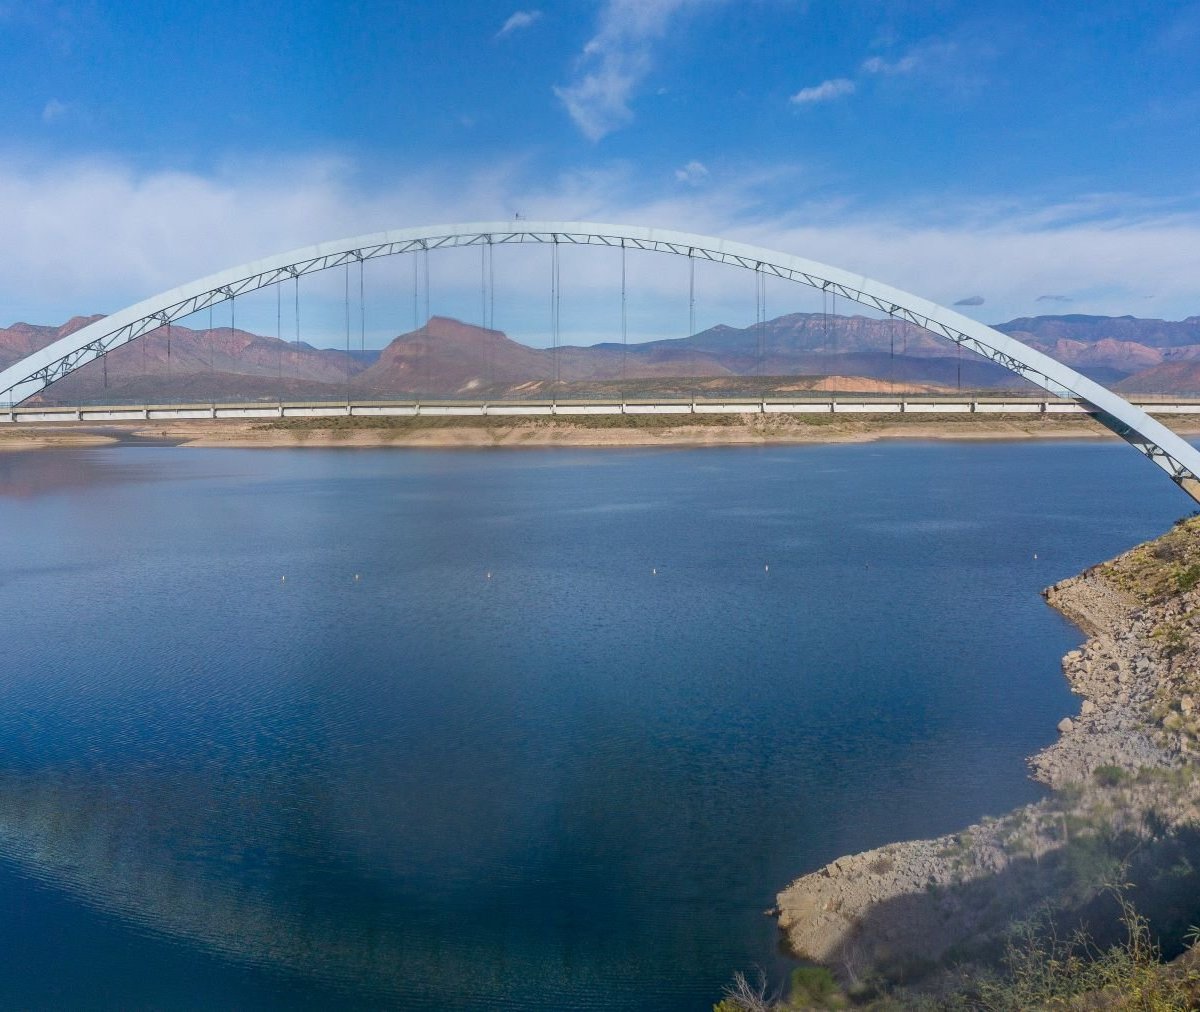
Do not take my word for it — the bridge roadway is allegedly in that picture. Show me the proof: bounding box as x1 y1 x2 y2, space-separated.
6 396 1200 424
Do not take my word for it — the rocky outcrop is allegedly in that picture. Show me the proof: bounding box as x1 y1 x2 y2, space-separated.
775 516 1200 985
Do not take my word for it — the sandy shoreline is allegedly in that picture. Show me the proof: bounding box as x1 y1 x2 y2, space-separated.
4 411 1198 451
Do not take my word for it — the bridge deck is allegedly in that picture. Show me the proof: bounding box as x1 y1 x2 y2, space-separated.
6 397 1200 424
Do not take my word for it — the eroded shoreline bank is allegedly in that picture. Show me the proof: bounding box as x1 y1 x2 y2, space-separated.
774 515 1200 989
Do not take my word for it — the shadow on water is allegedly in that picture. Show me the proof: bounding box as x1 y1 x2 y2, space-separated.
0 765 578 1007
810 804 1200 992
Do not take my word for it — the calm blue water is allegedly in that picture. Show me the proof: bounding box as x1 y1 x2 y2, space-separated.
0 440 1187 1009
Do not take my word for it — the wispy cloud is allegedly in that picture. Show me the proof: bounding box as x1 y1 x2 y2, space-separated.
954 295 985 306
41 98 68 124
789 78 855 106
554 0 715 141
496 9 541 39
674 160 709 185
862 54 919 75
1036 294 1073 303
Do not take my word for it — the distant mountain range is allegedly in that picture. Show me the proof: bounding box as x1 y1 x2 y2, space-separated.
4 311 1200 403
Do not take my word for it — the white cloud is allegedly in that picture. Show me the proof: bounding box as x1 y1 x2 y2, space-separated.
789 78 855 105
496 10 541 38
674 160 709 185
2 155 1199 336
41 98 68 124
862 54 919 75
554 0 715 141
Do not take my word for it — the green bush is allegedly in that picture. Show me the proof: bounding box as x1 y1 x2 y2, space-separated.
787 966 844 1009
1093 764 1129 787
1177 563 1200 593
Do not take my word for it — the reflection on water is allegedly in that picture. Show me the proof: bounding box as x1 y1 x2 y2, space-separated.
0 448 123 498
0 443 1186 1009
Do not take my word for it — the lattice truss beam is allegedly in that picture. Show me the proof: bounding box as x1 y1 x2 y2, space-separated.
3 222 1198 496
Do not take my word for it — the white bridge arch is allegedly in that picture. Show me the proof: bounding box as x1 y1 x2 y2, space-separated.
3 220 1199 501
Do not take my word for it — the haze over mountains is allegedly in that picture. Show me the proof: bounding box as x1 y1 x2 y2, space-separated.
4 311 1200 403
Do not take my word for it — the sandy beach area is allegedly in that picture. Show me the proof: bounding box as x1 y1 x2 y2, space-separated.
4 411 1198 451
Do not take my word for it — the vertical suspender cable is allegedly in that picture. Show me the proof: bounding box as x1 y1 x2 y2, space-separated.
760 267 767 385
822 286 829 353
487 238 495 388
359 258 365 355
688 252 696 338
208 301 214 405
889 310 896 393
754 265 764 381
555 239 562 387
754 266 760 379
478 242 488 392
228 291 236 408
831 289 837 355
480 243 487 330
412 250 419 334
276 283 282 402
344 262 351 404
548 237 561 389
620 243 627 387
688 250 695 391
423 245 431 397
411 251 419 400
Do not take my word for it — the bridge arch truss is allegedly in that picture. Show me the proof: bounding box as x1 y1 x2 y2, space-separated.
3 220 1199 501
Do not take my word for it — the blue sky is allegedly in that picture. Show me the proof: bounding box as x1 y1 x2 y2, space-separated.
2 0 1199 346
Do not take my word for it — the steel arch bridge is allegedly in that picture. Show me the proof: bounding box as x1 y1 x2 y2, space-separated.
3 220 1199 501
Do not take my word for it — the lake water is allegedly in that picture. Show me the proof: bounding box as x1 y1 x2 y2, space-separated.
0 440 1187 1009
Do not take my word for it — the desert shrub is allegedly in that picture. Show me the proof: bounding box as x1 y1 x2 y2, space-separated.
786 966 844 1008
868 855 896 875
1094 764 1129 787
1178 564 1200 593
969 892 1200 1011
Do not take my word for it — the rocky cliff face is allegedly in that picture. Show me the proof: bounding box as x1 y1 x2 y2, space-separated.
775 516 1200 987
